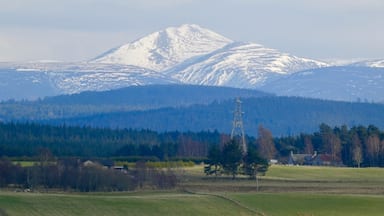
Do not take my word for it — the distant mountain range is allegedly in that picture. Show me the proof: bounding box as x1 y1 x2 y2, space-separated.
0 24 383 103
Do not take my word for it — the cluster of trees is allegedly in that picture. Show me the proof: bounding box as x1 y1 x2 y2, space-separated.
275 124 384 167
204 140 268 179
0 150 177 192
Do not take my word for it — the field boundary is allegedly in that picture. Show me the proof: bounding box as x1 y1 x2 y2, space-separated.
183 189 266 216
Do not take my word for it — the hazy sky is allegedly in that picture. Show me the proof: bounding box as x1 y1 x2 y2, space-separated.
0 0 383 62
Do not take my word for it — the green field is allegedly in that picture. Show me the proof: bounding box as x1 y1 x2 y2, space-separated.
0 192 256 216
1 191 384 216
266 165 384 181
231 193 384 216
181 165 384 194
2 165 384 216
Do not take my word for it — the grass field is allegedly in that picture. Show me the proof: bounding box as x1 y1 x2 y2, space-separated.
1 165 384 216
0 191 256 216
181 165 384 194
266 165 384 181
1 191 384 216
230 193 384 216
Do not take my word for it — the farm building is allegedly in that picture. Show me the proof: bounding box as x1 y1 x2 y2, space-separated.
288 151 342 166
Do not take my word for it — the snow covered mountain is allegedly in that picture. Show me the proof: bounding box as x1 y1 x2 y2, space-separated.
259 66 384 103
3 24 383 103
92 24 327 88
166 42 328 88
91 24 232 71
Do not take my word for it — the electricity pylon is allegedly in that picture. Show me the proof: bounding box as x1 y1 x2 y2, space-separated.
231 97 247 155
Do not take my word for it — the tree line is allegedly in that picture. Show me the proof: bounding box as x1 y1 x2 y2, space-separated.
2 122 384 167
274 124 384 167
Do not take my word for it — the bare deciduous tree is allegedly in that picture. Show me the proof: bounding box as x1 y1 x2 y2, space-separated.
256 125 276 160
351 133 363 168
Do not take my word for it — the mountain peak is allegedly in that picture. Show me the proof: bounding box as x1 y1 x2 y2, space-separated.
91 24 232 71
168 24 206 33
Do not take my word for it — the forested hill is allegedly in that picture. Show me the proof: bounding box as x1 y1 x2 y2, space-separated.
42 84 270 105
0 85 270 120
2 84 384 136
45 97 384 136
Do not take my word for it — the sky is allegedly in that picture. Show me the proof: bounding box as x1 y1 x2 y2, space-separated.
0 0 383 63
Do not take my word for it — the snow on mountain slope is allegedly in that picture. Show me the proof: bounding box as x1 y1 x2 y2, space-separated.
91 24 232 71
0 68 60 101
259 66 384 103
350 59 384 68
47 63 177 94
166 42 328 88
0 62 177 101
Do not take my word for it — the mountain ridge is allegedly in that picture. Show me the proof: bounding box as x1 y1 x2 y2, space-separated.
260 66 384 103
349 59 384 68
166 41 328 88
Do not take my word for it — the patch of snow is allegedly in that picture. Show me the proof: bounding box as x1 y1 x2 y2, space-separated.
16 68 40 72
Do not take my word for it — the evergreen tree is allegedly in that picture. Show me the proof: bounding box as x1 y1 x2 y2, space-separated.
204 145 222 177
243 147 269 179
221 140 243 179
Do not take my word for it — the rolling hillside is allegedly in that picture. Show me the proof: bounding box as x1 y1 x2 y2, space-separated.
0 85 270 120
43 96 384 136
